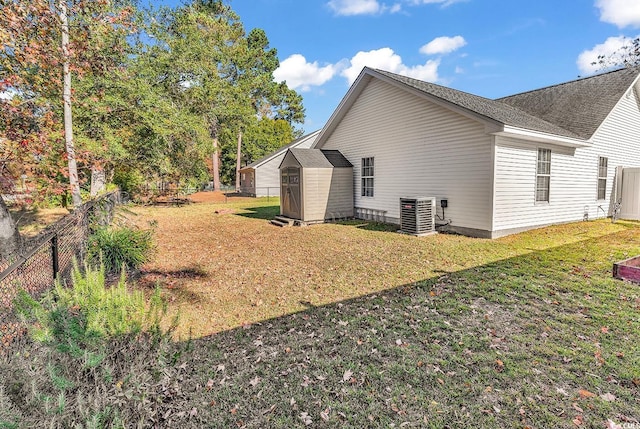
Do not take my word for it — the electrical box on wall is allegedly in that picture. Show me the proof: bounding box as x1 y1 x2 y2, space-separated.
440 199 448 208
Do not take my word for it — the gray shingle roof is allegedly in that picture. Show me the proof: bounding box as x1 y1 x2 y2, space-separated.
497 67 640 139
373 67 640 140
288 149 352 168
321 150 353 167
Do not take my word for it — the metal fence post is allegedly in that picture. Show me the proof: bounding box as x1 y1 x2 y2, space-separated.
51 233 59 280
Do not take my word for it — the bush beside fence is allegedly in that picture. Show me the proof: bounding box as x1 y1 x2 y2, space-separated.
0 192 120 348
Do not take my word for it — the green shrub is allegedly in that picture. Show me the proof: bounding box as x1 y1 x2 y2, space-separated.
3 263 186 428
112 168 143 196
15 262 159 351
87 226 154 274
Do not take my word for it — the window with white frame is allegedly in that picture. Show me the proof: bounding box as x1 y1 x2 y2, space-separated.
536 148 551 202
597 156 608 200
361 157 374 197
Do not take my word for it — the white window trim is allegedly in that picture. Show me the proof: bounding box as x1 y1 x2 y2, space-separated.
535 148 551 203
361 157 374 197
597 156 608 201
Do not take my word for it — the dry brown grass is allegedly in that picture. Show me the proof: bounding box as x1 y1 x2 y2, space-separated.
10 206 70 237
132 197 634 339
4 196 639 428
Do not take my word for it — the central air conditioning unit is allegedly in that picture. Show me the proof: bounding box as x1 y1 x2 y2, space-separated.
399 197 436 236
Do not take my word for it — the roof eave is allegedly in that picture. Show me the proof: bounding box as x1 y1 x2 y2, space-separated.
494 126 591 148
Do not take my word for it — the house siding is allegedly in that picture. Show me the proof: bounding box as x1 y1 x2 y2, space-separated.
320 78 494 232
254 156 283 197
492 82 640 234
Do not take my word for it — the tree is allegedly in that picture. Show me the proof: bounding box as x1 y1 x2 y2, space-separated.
59 0 81 206
593 37 640 70
228 28 305 190
0 195 20 258
1 0 137 206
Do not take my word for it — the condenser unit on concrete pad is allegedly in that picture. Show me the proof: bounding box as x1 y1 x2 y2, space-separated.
399 197 436 236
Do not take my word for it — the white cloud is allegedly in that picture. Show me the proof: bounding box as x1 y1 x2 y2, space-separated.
420 35 467 55
327 0 468 16
341 47 440 85
576 35 639 74
327 0 381 15
273 54 337 91
455 66 464 74
276 45 451 92
596 0 640 28
409 0 467 7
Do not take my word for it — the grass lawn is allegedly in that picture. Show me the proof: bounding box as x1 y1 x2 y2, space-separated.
9 206 70 237
122 197 640 428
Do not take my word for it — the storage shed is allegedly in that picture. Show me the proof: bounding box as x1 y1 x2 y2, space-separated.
279 149 353 222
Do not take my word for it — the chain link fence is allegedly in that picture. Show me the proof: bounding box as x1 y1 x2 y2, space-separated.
0 192 120 348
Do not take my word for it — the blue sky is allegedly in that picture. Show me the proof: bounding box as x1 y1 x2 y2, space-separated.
163 0 640 133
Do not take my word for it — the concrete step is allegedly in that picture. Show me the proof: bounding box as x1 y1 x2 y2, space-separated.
273 216 295 226
270 219 287 227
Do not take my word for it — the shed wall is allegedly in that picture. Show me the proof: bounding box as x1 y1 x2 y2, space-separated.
301 168 331 221
320 78 494 231
325 167 354 219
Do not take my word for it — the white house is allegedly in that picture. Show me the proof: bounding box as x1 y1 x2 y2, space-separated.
239 130 320 197
307 66 640 238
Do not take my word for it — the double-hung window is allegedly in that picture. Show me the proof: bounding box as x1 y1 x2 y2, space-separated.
361 157 374 197
597 156 608 200
536 148 551 203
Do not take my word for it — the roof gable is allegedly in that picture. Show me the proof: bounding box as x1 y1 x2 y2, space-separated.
498 67 640 139
315 66 640 148
373 69 582 139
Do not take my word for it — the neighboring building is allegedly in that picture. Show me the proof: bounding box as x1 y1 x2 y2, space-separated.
239 130 320 197
303 66 640 238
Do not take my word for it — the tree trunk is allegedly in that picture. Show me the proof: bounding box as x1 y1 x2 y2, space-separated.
0 196 21 260
60 0 82 208
235 130 242 192
212 138 221 192
90 166 106 197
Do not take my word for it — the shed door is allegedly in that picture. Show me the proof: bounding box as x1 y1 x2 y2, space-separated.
281 167 301 218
